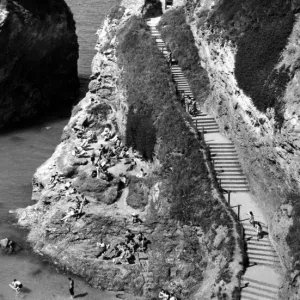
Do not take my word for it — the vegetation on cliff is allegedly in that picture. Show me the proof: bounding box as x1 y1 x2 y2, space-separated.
206 0 295 124
157 7 210 106
117 15 242 298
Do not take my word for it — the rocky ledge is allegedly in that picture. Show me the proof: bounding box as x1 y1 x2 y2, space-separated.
0 0 79 128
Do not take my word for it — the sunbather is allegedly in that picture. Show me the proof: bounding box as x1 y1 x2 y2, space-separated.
61 207 77 223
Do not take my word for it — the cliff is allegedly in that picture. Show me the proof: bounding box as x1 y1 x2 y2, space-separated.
13 1 243 299
184 0 300 297
0 0 79 128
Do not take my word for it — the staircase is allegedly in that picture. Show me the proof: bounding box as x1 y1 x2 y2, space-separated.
147 16 283 300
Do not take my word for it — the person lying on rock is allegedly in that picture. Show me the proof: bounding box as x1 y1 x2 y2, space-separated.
72 146 87 158
132 213 143 224
95 241 109 258
126 159 137 172
103 244 121 260
61 207 77 223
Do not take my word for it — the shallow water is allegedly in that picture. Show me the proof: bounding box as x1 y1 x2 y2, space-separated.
0 0 119 299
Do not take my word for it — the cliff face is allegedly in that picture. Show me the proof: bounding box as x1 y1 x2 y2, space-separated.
0 0 79 128
186 0 300 296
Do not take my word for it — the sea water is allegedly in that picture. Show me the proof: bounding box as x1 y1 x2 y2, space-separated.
0 0 119 299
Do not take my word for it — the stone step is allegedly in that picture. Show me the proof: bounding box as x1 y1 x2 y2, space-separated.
248 260 279 268
219 180 248 185
212 154 239 158
215 168 244 172
214 161 241 165
210 150 237 154
212 157 239 161
246 240 273 248
243 223 268 230
247 247 276 255
241 285 278 297
241 290 277 300
241 277 279 290
247 251 279 259
217 177 247 181
195 122 218 126
249 256 280 264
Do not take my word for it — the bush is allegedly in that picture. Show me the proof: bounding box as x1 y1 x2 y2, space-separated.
142 0 163 18
158 7 210 106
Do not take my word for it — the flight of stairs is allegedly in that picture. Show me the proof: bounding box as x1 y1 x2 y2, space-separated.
241 277 279 300
147 17 281 300
243 223 281 268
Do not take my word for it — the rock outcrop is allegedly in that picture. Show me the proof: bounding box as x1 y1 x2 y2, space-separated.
0 0 79 128
13 1 243 299
185 0 300 297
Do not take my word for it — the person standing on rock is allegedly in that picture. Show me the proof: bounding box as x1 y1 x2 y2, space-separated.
68 277 75 299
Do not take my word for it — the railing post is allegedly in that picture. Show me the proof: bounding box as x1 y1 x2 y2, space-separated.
238 204 241 221
195 118 198 129
228 191 231 206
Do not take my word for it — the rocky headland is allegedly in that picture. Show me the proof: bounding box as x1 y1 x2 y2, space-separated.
14 1 244 299
0 0 79 128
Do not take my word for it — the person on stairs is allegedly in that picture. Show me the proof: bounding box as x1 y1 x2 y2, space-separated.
255 222 262 241
248 211 255 227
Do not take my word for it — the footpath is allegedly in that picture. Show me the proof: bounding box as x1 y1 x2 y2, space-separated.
147 16 283 300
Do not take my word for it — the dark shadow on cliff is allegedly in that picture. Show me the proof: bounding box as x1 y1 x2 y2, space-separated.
208 0 295 125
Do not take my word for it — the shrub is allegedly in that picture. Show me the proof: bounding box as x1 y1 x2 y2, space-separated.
142 0 163 18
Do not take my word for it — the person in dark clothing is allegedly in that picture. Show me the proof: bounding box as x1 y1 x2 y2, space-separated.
68 277 75 299
125 229 135 243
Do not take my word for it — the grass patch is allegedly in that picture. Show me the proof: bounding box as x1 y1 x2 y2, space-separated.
157 7 210 106
207 0 295 125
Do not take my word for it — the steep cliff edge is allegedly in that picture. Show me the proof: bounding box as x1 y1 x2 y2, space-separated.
13 1 243 299
185 0 300 297
0 0 79 128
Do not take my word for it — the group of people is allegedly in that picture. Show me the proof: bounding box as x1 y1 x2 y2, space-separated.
158 289 178 300
178 91 197 117
100 230 149 265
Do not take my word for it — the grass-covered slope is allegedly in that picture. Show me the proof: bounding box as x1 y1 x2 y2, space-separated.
117 15 242 299
157 7 210 106
206 0 295 124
